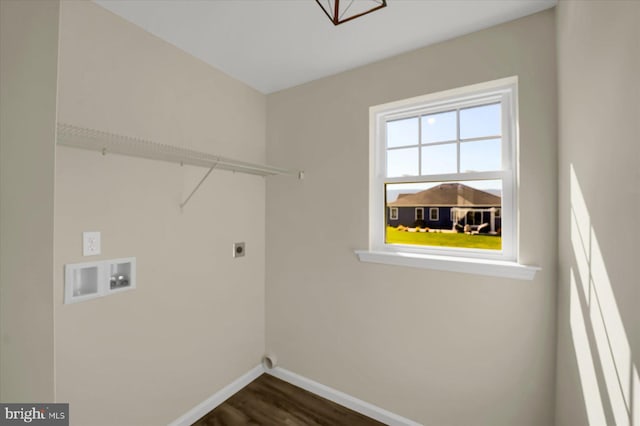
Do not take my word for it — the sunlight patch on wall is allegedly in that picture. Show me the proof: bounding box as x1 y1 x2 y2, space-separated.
590 230 632 413
569 164 635 425
569 168 591 300
570 208 590 299
589 280 630 426
570 168 591 253
633 366 639 426
569 269 607 425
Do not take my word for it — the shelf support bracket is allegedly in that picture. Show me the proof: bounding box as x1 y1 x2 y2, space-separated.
180 163 217 210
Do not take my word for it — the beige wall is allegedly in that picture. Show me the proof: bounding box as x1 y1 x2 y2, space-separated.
12 2 639 424
266 10 557 426
54 2 266 424
555 1 640 425
0 0 59 402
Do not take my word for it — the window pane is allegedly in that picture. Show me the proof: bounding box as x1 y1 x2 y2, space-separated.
387 147 418 177
421 111 456 144
460 103 501 139
387 117 418 148
385 180 502 250
460 138 501 172
421 143 457 175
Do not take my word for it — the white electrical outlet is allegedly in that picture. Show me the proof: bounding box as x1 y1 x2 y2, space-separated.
83 231 101 256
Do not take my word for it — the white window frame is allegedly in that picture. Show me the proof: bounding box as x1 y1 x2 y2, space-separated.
389 207 398 220
356 77 539 280
415 207 424 221
429 208 439 222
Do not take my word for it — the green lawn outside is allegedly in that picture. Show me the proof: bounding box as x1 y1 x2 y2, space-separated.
385 226 501 250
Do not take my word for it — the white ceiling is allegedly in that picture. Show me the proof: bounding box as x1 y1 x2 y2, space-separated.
94 0 556 94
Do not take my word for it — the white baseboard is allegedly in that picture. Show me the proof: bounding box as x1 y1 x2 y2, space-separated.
167 364 263 426
266 367 423 426
168 363 422 426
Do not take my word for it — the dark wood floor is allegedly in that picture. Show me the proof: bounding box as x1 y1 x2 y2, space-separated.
193 374 386 426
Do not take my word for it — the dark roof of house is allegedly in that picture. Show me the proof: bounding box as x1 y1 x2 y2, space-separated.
388 183 501 207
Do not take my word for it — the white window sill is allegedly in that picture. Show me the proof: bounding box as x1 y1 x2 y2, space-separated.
355 250 540 280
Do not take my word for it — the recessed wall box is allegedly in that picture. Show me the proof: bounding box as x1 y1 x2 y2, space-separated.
64 257 136 304
108 258 136 293
64 261 105 304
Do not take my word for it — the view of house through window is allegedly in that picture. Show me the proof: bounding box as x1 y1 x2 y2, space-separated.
386 180 502 250
383 95 510 252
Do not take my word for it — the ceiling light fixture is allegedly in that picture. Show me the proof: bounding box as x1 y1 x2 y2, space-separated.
315 0 387 26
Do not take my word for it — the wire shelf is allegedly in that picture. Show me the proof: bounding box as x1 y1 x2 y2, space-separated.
56 123 299 177
56 123 302 208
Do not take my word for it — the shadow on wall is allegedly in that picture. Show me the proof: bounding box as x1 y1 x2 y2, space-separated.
568 164 639 426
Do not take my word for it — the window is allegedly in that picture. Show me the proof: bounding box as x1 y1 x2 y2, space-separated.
366 77 518 263
389 207 398 220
